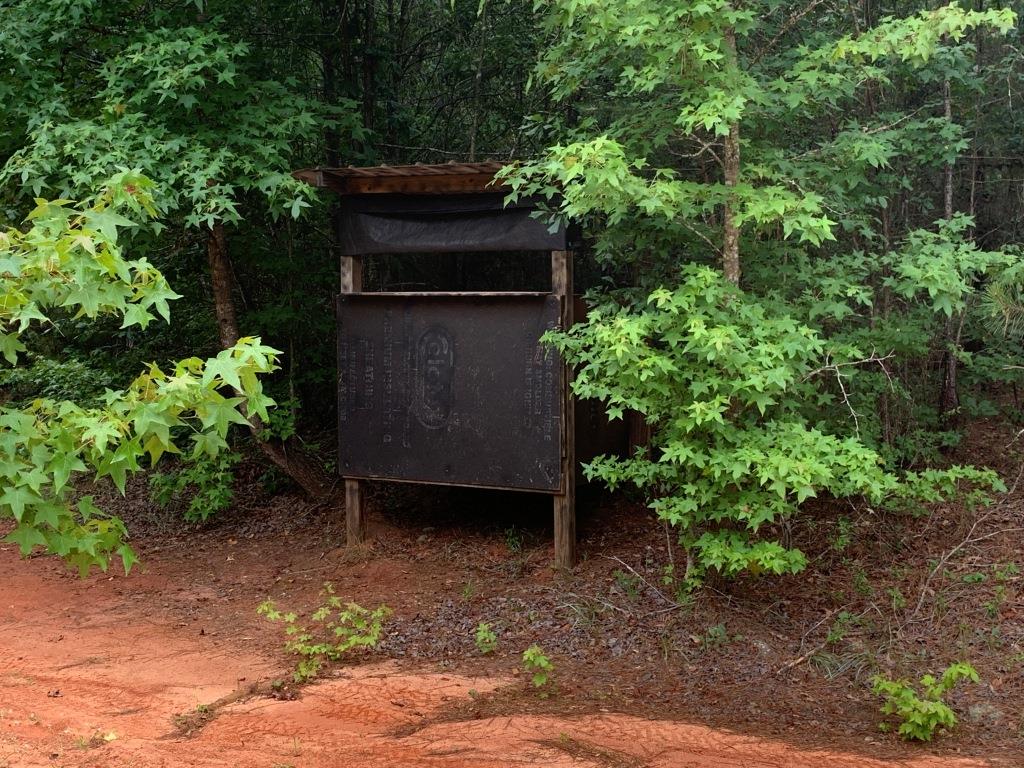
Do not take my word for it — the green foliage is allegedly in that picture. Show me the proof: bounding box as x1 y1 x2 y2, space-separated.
826 611 860 645
258 584 391 682
511 0 1024 484
983 585 1007 620
0 3 366 437
871 662 979 741
503 526 524 553
549 266 1003 585
700 624 730 651
982 261 1024 338
0 174 177 364
612 569 642 601
0 176 278 574
993 562 1019 582
522 644 554 690
149 451 242 523
2 24 358 226
474 622 498 654
887 587 908 612
0 354 116 406
883 217 1015 319
509 0 1014 264
852 568 873 597
831 517 854 553
549 269 830 576
259 396 301 442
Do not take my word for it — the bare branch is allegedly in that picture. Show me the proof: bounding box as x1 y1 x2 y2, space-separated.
904 462 1024 624
802 351 896 438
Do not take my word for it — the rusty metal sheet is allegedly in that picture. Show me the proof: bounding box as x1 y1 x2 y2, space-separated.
337 293 564 491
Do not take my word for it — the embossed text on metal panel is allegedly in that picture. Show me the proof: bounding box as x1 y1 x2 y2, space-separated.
337 293 563 491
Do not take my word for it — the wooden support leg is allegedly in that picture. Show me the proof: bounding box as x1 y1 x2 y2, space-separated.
340 254 365 548
345 478 365 546
552 249 576 569
554 485 575 570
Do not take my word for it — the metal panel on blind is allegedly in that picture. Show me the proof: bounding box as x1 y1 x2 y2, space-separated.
336 293 564 491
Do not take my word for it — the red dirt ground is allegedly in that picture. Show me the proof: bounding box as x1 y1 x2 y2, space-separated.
0 499 1018 768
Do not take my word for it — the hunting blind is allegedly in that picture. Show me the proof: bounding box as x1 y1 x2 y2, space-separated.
294 162 623 568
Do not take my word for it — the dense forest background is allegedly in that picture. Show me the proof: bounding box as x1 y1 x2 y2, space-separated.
3 0 1024 580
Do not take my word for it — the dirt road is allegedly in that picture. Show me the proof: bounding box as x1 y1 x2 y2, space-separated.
0 544 1001 768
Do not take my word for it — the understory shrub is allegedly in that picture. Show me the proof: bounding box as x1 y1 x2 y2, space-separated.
522 644 554 692
547 265 1003 587
475 622 498 654
0 176 279 574
258 583 391 682
0 353 116 405
149 449 242 522
871 662 979 741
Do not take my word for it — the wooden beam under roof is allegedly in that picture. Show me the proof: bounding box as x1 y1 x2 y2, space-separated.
292 162 513 195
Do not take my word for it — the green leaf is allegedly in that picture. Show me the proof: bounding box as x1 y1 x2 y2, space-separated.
4 523 47 555
202 353 243 391
0 485 42 521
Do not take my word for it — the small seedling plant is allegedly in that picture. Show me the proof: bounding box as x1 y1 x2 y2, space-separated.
700 623 729 650
522 645 554 693
871 662 979 741
474 622 498 654
149 450 242 522
258 583 391 682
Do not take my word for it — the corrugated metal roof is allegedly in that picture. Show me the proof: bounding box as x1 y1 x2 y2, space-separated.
292 161 512 195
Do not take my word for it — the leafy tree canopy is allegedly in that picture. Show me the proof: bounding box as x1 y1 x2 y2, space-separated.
0 172 278 574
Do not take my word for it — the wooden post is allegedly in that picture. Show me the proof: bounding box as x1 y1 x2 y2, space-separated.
628 412 652 459
551 250 575 569
345 478 364 545
340 254 363 293
341 255 365 546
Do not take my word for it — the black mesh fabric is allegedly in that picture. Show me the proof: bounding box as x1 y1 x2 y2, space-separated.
337 193 578 255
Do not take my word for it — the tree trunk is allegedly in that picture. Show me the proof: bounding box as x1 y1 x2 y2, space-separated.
721 26 741 286
207 224 335 500
361 0 377 137
207 223 240 349
467 3 488 162
938 78 960 426
943 80 954 223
